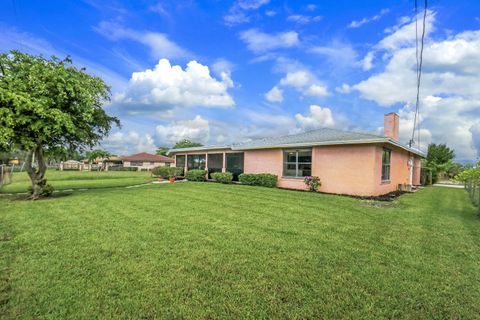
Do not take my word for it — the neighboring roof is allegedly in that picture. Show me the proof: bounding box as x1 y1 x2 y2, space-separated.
168 128 426 157
120 152 174 162
64 160 82 164
81 156 123 164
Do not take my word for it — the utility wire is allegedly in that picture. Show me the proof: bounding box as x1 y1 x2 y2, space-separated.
410 0 427 149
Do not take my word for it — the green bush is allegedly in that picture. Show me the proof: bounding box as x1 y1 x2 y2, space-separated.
211 172 233 184
187 169 207 182
152 166 183 178
239 173 277 188
28 183 54 197
152 167 183 178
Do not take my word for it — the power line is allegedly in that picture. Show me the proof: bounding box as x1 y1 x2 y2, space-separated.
410 0 428 149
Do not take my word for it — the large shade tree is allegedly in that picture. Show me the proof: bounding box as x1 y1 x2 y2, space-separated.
173 139 203 149
0 51 119 199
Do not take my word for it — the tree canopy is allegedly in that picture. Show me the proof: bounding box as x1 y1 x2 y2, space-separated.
156 146 169 156
173 139 203 149
85 149 112 163
0 50 120 198
426 143 455 165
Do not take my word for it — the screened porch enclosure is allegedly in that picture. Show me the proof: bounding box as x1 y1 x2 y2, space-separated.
176 152 244 181
207 153 223 179
226 153 244 181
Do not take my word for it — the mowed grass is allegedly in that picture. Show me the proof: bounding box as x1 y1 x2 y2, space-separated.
0 170 153 194
1 183 479 319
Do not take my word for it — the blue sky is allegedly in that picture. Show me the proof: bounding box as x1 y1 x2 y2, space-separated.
1 0 479 161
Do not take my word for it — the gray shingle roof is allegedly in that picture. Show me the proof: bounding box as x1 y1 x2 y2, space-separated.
168 127 425 157
232 128 385 150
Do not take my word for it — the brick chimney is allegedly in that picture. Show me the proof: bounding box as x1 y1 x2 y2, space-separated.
384 113 399 141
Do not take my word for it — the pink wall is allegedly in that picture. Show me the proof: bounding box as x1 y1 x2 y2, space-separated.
244 144 422 196
312 145 378 196
373 145 422 195
244 149 307 190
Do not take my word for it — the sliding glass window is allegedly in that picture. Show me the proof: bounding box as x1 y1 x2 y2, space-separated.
283 149 312 178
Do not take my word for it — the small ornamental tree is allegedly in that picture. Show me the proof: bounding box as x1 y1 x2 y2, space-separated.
0 51 120 199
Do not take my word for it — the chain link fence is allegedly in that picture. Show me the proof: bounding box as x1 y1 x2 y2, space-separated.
465 179 480 211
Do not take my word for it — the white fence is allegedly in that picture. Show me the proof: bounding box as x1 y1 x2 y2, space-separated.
0 165 16 188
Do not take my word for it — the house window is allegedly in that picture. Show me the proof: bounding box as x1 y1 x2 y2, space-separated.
382 148 391 182
187 154 206 170
283 149 312 178
130 161 143 167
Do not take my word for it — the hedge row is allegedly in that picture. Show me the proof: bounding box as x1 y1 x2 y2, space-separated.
211 172 233 184
186 169 207 181
239 173 277 188
152 166 183 178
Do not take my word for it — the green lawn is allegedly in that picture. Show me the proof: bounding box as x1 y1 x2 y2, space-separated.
0 170 154 194
1 183 479 319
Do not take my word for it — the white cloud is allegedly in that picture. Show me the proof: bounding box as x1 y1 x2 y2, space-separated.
0 27 127 91
287 15 322 24
362 51 375 70
295 105 335 130
155 116 210 146
265 86 284 102
470 122 480 158
224 0 270 26
348 8 390 28
335 83 351 94
101 131 157 155
239 29 299 53
95 21 189 59
277 70 329 97
115 59 235 113
304 84 329 97
265 10 276 17
354 12 480 160
309 40 359 69
280 70 312 88
237 0 270 10
377 11 435 51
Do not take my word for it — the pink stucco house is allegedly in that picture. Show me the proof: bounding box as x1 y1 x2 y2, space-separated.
169 113 425 196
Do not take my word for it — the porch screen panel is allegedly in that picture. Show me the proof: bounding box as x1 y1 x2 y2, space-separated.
175 155 185 176
226 153 244 181
207 153 223 178
187 154 206 170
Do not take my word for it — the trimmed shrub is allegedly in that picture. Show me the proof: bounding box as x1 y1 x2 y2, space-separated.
211 172 233 184
187 169 207 182
304 176 321 192
28 183 54 197
239 173 277 188
152 166 183 178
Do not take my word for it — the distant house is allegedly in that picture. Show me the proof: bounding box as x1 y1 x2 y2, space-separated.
120 152 174 171
169 113 425 196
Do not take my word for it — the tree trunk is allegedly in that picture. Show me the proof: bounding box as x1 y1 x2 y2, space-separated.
25 144 49 200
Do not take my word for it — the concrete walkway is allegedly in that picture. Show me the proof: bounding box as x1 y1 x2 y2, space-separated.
0 180 188 197
433 183 464 189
